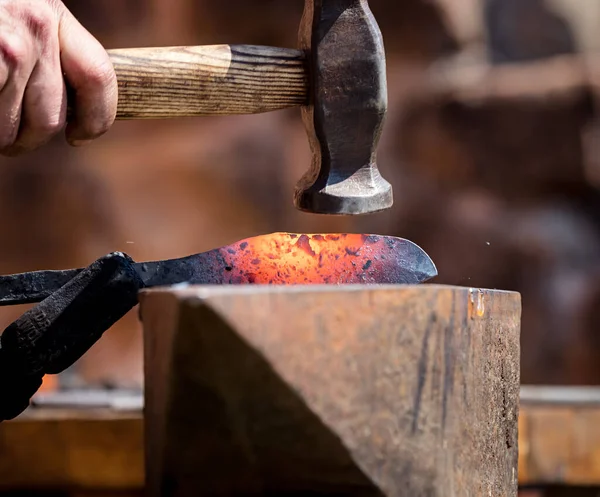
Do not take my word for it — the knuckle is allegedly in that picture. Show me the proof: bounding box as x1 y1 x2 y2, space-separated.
84 59 117 91
79 62 117 138
0 2 57 66
34 113 65 137
24 7 55 44
45 0 66 17
82 115 113 139
0 33 31 68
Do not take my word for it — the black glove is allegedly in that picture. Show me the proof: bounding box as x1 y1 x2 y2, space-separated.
0 252 144 421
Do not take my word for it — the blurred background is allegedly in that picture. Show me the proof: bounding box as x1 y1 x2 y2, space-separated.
0 1 600 496
0 0 599 397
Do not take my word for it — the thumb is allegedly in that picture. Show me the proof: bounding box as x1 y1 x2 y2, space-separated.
57 5 118 145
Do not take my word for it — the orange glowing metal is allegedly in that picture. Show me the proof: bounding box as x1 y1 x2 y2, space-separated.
213 233 436 285
230 233 374 284
0 233 438 307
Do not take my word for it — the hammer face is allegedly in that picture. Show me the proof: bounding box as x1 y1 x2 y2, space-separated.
294 160 393 215
297 0 393 216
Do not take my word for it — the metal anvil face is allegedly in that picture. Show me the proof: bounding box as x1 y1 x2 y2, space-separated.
140 284 521 497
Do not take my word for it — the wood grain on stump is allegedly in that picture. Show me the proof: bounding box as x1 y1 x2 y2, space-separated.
140 284 521 496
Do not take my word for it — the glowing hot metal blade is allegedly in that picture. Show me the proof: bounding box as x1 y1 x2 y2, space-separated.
0 233 437 306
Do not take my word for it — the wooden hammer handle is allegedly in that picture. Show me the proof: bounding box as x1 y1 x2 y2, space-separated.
103 44 308 119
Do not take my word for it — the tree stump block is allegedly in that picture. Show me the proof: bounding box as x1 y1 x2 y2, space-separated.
139 284 521 496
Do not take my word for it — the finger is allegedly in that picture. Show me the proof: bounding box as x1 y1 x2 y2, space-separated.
57 6 117 145
3 33 66 155
0 29 37 153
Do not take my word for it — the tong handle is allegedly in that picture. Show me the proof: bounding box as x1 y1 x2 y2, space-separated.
103 44 308 119
0 253 143 421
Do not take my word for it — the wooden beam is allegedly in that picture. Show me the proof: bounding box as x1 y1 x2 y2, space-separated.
424 53 600 105
2 386 600 491
0 409 144 492
519 386 600 487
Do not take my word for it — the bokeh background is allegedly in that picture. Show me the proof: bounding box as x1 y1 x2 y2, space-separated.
0 0 599 391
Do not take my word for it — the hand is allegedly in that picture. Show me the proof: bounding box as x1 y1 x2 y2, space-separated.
0 0 117 155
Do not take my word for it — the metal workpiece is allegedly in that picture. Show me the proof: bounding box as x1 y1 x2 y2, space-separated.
0 233 437 307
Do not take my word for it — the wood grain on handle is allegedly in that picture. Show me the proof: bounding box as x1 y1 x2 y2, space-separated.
106 44 308 119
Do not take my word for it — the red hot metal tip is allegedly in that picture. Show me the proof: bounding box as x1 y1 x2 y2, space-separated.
0 233 438 307
203 233 437 285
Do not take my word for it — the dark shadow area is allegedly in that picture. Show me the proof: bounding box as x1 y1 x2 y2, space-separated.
152 304 434 496
0 494 143 497
484 0 578 64
521 486 600 496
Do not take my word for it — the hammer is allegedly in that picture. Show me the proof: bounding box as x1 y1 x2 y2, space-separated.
95 0 392 216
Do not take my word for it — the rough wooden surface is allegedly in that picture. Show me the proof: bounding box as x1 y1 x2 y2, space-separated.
519 387 600 486
106 45 307 118
4 387 600 492
0 408 144 493
139 284 520 496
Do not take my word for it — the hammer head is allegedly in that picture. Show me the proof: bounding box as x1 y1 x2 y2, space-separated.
296 0 393 216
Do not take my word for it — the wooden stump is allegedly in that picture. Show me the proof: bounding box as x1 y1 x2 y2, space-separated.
139 284 521 496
